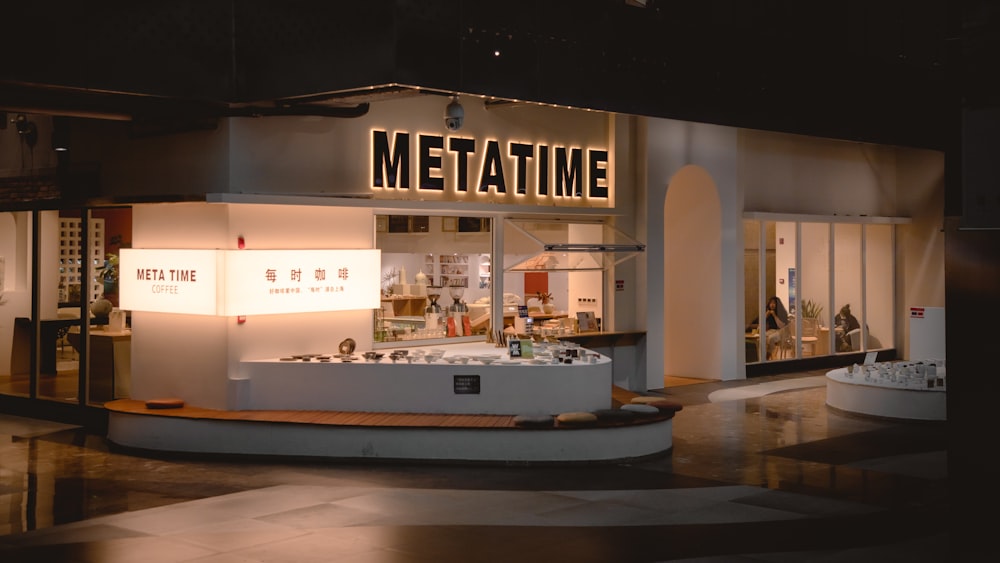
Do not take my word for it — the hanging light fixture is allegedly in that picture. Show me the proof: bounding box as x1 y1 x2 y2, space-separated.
51 116 70 152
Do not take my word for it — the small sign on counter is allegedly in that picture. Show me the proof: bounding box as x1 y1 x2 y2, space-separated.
454 375 481 394
509 339 533 359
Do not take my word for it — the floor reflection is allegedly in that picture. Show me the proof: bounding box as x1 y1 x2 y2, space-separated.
0 371 950 561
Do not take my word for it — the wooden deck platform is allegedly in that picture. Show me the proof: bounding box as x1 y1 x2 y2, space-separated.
105 385 649 430
104 386 676 463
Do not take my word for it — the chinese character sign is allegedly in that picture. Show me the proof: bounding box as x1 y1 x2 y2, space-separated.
120 248 381 316
223 249 381 316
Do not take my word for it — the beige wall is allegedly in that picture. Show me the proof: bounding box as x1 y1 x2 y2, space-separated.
740 130 900 216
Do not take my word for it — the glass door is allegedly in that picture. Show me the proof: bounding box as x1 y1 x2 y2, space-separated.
0 210 33 399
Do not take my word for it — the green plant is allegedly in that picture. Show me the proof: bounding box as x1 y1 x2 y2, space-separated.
801 299 823 319
96 253 119 283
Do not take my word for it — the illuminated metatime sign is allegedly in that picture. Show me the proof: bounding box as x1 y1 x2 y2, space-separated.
119 249 381 316
371 130 610 206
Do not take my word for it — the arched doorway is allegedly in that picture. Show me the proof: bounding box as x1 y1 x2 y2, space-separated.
663 165 722 381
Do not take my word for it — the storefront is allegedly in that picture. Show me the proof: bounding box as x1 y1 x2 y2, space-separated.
0 90 945 460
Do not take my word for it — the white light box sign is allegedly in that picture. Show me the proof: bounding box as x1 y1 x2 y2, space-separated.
221 249 381 315
119 249 221 315
120 248 381 316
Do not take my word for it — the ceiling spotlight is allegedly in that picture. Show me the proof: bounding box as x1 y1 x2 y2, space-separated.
444 95 464 131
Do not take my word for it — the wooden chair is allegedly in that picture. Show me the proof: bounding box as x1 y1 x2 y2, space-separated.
776 321 796 359
801 317 819 356
776 317 820 358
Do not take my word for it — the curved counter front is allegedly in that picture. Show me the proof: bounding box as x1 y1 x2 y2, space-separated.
234 342 612 415
825 366 946 421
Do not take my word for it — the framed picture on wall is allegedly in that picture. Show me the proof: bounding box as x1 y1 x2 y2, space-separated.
442 217 458 232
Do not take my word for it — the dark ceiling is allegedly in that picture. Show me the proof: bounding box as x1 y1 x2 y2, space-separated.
1 0 997 151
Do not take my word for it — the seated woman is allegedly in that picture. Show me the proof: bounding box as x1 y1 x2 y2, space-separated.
834 304 861 352
747 296 789 359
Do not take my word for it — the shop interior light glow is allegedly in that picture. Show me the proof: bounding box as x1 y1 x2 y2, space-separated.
120 249 381 316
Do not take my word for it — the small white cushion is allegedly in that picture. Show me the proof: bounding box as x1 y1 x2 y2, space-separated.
556 411 598 426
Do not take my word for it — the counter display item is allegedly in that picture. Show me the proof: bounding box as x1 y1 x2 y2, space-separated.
238 341 612 414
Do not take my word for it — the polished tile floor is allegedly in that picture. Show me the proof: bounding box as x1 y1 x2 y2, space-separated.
0 370 951 562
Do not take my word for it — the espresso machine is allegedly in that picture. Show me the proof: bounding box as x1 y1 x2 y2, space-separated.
447 284 468 336
424 288 442 330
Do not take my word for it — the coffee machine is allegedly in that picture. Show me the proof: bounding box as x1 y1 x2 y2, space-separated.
447 284 469 336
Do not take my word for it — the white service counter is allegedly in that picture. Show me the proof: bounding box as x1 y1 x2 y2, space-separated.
825 364 946 421
234 342 612 415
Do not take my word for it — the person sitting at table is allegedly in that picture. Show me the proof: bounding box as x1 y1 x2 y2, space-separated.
747 296 788 358
834 303 861 352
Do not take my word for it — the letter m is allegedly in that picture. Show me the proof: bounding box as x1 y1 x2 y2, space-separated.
373 130 410 189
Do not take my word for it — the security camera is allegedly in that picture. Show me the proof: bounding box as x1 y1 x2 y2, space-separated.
444 96 464 131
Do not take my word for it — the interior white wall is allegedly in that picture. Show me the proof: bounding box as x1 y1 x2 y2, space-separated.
568 271 602 325
663 166 722 380
130 202 375 409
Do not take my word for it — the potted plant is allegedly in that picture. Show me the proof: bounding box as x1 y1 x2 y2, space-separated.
96 253 119 298
801 299 823 321
536 291 555 314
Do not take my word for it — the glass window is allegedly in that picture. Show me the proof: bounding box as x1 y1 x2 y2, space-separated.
800 222 830 357
501 219 641 338
39 209 82 403
833 223 863 354
864 224 893 352
743 217 896 363
375 215 492 343
767 221 796 361
1 211 33 399
743 220 763 362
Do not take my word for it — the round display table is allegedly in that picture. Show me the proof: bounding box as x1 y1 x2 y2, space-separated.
825 364 946 421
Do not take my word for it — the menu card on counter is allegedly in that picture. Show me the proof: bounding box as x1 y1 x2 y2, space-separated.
576 311 598 332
